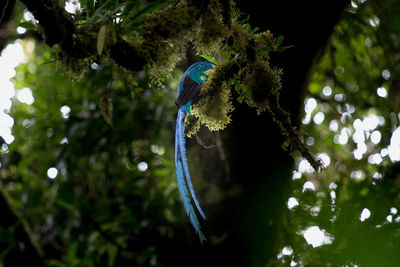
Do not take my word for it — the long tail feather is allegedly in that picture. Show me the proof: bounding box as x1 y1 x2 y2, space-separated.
176 159 206 243
175 110 206 242
177 109 206 219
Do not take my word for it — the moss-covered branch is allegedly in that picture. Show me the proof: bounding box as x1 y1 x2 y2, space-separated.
267 96 323 171
19 0 146 70
19 0 321 169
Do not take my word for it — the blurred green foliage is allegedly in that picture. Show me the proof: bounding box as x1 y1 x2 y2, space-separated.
2 38 186 265
1 0 400 266
278 1 400 266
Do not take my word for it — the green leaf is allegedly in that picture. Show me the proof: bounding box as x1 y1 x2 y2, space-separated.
109 25 117 43
122 1 139 17
18 21 36 30
277 45 295 53
67 242 78 265
222 50 232 63
86 0 95 16
261 34 274 48
132 27 148 34
257 50 270 60
233 39 239 50
128 2 167 24
107 244 118 267
250 26 259 33
275 35 284 47
199 54 219 65
97 25 106 55
81 0 95 16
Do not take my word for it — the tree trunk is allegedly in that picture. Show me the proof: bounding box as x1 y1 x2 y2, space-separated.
175 1 350 266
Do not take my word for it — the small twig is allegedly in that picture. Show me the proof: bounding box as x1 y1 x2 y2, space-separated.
196 134 216 149
268 95 323 172
0 0 10 24
215 132 231 180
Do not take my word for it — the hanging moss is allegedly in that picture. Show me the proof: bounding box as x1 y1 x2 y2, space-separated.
185 57 243 132
193 0 230 58
245 60 282 113
51 46 91 80
185 115 201 137
191 82 233 131
138 4 201 83
46 0 321 170
130 0 320 169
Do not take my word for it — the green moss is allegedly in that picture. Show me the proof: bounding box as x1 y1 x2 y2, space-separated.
47 0 321 172
138 4 200 84
253 30 275 51
184 115 201 137
51 46 90 80
245 59 282 113
193 0 230 58
191 82 233 131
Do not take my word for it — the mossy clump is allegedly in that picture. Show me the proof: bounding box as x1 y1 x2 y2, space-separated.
245 60 282 113
51 46 91 80
118 0 320 169
194 0 229 58
139 4 201 84
185 58 240 134
185 115 201 138
191 82 233 132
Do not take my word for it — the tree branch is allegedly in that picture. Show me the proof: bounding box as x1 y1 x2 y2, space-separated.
110 39 146 71
19 0 77 49
19 0 146 70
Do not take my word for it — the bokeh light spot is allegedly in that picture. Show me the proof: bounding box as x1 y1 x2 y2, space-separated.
302 181 315 192
16 88 34 105
287 197 299 210
360 208 371 221
313 112 325 125
60 105 71 119
377 87 387 98
138 162 148 172
47 167 58 179
370 130 381 144
302 226 333 248
322 86 332 96
382 69 391 80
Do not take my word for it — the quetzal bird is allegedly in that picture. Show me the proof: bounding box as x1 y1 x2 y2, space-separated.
175 61 214 243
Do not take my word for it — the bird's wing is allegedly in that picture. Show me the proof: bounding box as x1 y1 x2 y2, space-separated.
175 75 202 108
